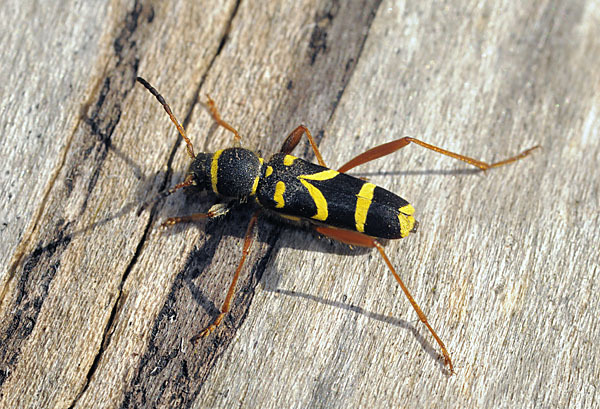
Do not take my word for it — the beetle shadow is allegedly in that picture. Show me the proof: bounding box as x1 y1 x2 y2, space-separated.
155 177 450 374
39 160 166 244
53 160 454 375
269 287 450 373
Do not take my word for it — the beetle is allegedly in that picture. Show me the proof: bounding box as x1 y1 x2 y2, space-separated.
136 76 538 374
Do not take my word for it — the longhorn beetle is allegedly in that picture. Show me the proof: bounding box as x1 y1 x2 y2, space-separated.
136 76 539 374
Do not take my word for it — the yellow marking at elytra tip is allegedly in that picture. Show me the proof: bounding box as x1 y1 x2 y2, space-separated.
259 157 264 165
274 181 286 208
265 166 273 177
296 170 339 221
354 183 376 232
399 204 415 216
210 149 224 194
398 204 416 237
250 176 260 196
283 155 297 166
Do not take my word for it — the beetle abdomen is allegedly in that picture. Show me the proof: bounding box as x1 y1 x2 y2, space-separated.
257 153 416 239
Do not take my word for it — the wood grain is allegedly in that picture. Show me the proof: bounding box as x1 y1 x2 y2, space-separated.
1 0 598 408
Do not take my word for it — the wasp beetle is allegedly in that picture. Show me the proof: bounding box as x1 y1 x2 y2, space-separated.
136 77 539 374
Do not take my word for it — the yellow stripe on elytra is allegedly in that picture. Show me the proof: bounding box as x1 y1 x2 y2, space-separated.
210 149 224 194
398 204 416 237
299 179 328 220
298 169 339 221
274 181 286 208
299 169 339 181
283 155 297 166
354 183 376 232
296 170 338 221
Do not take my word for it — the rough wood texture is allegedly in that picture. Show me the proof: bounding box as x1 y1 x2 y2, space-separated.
1 0 598 408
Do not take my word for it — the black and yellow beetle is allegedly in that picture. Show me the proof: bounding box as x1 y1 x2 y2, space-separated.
137 77 539 374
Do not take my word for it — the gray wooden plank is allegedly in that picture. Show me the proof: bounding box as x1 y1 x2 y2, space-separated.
0 0 598 408
196 1 600 408
0 0 239 407
0 1 111 284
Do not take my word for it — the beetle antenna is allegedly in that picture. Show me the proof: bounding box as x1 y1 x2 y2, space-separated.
136 77 196 159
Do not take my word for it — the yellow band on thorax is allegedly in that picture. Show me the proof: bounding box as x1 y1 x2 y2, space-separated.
210 149 224 194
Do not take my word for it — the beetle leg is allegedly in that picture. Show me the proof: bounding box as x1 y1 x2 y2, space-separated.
191 211 260 340
338 137 540 173
279 125 327 167
314 225 454 374
161 202 234 227
205 94 242 145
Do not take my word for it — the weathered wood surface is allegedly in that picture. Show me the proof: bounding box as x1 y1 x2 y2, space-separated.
1 0 598 408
